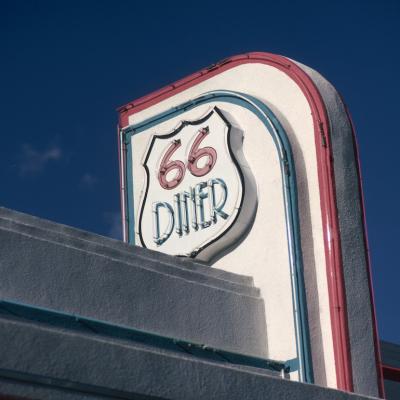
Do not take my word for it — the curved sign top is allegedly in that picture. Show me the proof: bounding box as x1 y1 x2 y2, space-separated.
118 52 383 398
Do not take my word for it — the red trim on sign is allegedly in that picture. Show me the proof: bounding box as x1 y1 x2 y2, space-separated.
346 108 385 398
118 52 359 391
382 364 400 382
285 59 353 392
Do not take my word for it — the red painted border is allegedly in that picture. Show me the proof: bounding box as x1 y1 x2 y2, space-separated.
382 364 400 382
118 52 358 391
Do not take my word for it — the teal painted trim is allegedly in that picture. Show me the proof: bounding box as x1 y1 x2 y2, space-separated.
285 357 300 373
124 132 135 244
0 299 287 374
121 91 313 383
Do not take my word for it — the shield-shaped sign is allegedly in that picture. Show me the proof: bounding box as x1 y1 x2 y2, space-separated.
138 106 257 262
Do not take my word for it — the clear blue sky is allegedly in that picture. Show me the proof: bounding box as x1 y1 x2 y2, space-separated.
1 0 399 343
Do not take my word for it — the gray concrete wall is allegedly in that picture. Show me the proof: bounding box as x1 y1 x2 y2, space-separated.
0 206 253 288
0 311 378 400
0 207 267 358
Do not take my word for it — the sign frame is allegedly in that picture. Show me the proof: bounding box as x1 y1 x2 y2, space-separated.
117 52 383 396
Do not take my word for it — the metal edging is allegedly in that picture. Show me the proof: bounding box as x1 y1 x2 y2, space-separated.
121 90 314 383
124 132 135 244
117 126 128 243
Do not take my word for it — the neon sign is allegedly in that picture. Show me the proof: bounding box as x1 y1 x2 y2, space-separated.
137 107 257 261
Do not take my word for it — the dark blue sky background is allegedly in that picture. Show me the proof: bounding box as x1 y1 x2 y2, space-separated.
1 0 399 343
